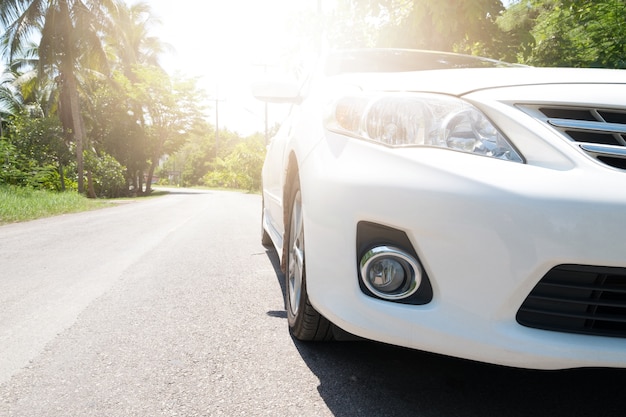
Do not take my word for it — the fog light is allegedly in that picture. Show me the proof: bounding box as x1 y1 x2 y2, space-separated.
360 246 422 300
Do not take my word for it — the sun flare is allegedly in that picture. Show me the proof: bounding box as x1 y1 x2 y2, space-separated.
141 1 323 133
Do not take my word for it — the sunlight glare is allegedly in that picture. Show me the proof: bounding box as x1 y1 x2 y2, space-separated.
142 0 329 134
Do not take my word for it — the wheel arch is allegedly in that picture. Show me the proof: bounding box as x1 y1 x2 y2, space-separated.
281 151 300 273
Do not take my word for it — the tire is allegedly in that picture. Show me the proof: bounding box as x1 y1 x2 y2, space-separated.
284 176 333 341
262 227 272 246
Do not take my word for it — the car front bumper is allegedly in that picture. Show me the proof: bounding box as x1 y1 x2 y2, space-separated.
298 130 626 370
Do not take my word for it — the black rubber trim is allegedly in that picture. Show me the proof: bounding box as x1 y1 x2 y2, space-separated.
356 221 433 305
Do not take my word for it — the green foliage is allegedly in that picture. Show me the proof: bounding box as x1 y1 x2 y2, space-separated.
174 121 216 187
26 164 60 190
203 136 266 192
0 138 25 186
0 0 114 193
1 131 63 191
202 157 238 189
327 0 626 67
0 184 102 224
124 65 207 192
0 112 67 190
498 0 626 67
178 142 212 187
329 0 505 54
6 112 67 166
85 151 126 198
158 124 250 188
83 71 148 187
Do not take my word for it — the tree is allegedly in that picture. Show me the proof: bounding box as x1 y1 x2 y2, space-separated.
81 71 147 193
101 0 169 131
0 0 112 193
202 135 266 192
125 66 206 194
498 0 626 68
102 1 168 78
0 0 214 197
0 69 23 119
166 119 215 187
1 58 72 190
0 110 69 190
0 70 21 137
85 2 168 190
329 0 505 55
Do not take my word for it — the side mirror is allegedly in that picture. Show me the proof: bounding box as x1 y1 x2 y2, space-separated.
251 81 302 104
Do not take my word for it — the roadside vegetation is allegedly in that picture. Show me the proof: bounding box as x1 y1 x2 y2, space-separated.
1 0 624 221
0 185 103 224
326 0 626 68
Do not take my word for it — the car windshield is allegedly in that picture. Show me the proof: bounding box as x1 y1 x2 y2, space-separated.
324 49 517 76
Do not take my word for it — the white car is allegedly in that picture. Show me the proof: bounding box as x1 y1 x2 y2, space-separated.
256 49 626 370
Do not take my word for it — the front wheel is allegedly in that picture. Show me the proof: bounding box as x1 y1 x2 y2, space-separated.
285 177 333 341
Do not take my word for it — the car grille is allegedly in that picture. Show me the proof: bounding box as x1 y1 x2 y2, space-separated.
519 105 626 170
517 264 626 338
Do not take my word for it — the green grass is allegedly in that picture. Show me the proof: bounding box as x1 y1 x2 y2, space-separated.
0 185 106 225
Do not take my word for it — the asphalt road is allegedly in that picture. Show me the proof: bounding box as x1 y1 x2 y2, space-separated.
0 188 624 417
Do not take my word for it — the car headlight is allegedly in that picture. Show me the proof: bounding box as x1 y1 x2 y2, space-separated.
325 93 523 162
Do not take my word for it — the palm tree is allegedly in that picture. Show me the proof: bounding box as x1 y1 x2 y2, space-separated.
0 0 114 193
4 41 59 119
0 70 23 130
103 1 169 78
101 1 171 194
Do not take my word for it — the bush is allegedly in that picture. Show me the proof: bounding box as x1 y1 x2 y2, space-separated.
0 139 25 186
202 138 265 191
203 164 239 189
0 139 59 190
85 151 127 198
26 165 61 191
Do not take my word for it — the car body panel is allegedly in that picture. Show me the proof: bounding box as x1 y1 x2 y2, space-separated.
298 133 626 369
329 67 626 97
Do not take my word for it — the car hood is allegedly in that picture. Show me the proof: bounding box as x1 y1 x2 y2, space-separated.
332 67 626 96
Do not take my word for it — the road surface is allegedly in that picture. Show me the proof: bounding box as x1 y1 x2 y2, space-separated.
0 189 624 416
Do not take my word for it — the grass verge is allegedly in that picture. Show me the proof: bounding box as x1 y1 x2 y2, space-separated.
0 185 106 225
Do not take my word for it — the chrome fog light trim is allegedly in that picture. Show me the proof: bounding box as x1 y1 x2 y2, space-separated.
360 246 422 300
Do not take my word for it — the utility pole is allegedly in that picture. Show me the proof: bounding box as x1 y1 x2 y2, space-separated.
215 95 219 159
212 86 226 160
252 63 271 145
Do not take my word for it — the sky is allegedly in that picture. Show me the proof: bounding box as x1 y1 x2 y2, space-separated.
144 0 325 136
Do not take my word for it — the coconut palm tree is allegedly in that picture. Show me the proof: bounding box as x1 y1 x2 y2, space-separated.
3 41 60 119
0 70 23 122
100 1 172 194
0 0 114 193
103 1 169 78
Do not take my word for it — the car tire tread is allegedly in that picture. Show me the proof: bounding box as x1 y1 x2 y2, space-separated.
285 174 333 342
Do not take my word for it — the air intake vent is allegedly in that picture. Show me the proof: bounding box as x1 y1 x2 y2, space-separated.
519 105 626 170
517 265 626 338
